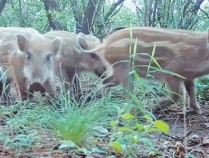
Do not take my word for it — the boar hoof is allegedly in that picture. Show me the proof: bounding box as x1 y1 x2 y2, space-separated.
193 106 202 115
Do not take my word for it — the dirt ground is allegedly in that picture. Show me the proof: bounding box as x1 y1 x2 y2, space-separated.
1 99 209 158
154 97 209 158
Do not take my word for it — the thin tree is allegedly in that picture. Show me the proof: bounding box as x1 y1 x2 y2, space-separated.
0 0 7 15
42 0 67 30
81 0 99 34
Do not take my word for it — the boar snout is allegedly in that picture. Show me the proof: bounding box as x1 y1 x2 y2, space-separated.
95 65 106 79
29 82 45 93
102 75 117 87
24 64 49 86
29 82 46 97
89 53 107 78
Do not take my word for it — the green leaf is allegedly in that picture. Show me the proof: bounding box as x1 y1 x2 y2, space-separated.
110 120 117 127
136 123 144 131
111 141 123 153
120 113 135 119
140 137 153 147
150 43 162 70
186 153 196 158
145 111 156 120
128 135 139 143
143 114 153 121
154 120 170 134
147 127 161 133
106 156 117 158
131 69 141 81
118 127 135 133
58 140 78 150
91 147 107 154
156 69 186 79
76 147 90 155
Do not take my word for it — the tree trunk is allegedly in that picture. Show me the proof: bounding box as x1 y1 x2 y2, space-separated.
69 0 83 33
0 0 7 15
95 0 124 39
104 0 125 23
43 0 67 30
152 0 158 26
143 0 149 26
81 0 99 34
18 0 25 27
148 0 153 26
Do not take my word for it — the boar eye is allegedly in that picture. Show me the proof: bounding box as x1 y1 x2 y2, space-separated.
25 52 31 60
46 54 52 62
90 53 98 59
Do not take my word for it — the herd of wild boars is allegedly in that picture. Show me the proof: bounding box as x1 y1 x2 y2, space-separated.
0 26 209 114
0 27 106 102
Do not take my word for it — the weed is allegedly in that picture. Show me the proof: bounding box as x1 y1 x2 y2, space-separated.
46 91 114 146
108 95 170 157
196 76 209 100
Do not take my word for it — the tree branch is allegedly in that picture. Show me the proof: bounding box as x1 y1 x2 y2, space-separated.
42 0 67 30
104 0 125 23
81 0 99 34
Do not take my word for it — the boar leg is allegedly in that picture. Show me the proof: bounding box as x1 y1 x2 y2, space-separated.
16 77 28 101
58 69 71 93
71 74 83 102
153 78 182 112
68 74 86 103
102 74 122 96
184 80 202 114
102 64 130 99
103 63 129 88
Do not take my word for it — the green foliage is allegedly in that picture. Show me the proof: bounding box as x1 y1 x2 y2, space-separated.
45 92 113 146
108 106 170 156
196 76 209 100
106 6 138 29
0 0 208 37
48 105 91 145
0 101 50 152
106 39 170 156
0 0 76 32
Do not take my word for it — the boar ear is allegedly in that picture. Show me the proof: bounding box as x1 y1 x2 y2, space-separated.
16 34 29 52
51 38 62 55
77 33 88 50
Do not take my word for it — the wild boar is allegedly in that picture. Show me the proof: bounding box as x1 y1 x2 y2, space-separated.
77 27 209 114
43 30 106 100
109 26 126 35
0 27 62 101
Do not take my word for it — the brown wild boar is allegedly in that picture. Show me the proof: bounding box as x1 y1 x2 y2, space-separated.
43 31 106 99
108 26 126 35
77 27 209 114
77 32 101 49
0 27 62 101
